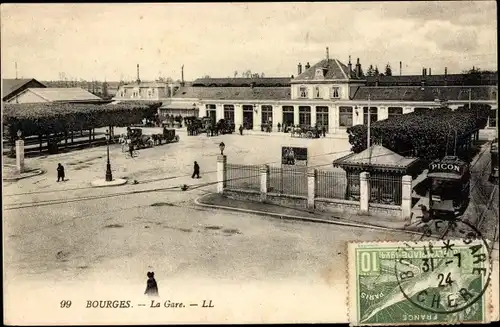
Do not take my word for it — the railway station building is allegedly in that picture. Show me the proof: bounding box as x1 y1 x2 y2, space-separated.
168 51 498 135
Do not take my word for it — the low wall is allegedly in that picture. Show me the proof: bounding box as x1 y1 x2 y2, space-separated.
267 193 307 208
369 203 402 218
315 197 361 215
224 189 261 202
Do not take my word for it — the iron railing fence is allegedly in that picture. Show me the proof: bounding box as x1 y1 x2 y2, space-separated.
369 175 402 205
316 170 347 199
225 163 261 191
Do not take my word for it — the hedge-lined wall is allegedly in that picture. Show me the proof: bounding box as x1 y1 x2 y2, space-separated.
2 102 162 137
347 104 491 161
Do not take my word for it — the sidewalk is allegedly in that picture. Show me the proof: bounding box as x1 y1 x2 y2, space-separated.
196 193 424 234
3 165 45 182
242 130 348 139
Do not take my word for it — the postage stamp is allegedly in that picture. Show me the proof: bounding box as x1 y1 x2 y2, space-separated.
348 225 493 326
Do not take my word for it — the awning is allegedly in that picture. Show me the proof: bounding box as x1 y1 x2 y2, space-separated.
160 102 197 110
427 172 462 180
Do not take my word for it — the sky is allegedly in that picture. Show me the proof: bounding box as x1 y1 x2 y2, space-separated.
1 2 497 82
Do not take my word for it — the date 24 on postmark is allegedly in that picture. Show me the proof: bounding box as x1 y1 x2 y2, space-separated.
348 237 493 325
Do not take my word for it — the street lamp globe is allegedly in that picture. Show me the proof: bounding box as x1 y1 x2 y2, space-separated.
17 129 22 139
219 142 225 155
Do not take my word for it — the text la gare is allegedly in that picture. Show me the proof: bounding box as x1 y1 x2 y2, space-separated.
150 300 214 308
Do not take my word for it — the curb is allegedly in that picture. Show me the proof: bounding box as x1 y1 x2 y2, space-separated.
3 169 45 182
90 178 129 188
194 194 426 237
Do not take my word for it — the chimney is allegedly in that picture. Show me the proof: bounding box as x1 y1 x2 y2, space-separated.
445 67 448 76
444 67 448 86
348 56 352 77
305 62 311 70
355 58 360 78
326 46 329 61
422 67 425 76
181 65 185 86
298 63 303 75
428 68 432 76
136 64 141 84
399 61 402 76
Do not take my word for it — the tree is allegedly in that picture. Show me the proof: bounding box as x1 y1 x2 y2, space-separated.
384 63 392 76
202 75 211 79
374 66 380 76
251 73 260 78
366 65 375 76
260 72 265 78
102 81 109 99
234 71 238 78
243 70 252 78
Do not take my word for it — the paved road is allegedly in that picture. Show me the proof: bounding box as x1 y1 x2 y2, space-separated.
3 132 498 324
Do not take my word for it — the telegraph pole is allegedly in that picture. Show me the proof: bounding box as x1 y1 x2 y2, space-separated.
367 94 371 149
15 62 18 79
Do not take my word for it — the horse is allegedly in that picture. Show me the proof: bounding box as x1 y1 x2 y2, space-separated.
118 134 127 144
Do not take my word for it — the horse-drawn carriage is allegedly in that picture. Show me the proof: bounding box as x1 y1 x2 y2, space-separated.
121 128 154 151
151 127 180 145
185 117 203 136
204 118 234 136
290 125 320 138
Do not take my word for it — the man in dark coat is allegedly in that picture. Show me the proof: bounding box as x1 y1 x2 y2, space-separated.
239 125 244 135
57 163 65 182
192 161 200 179
144 271 159 297
322 125 326 137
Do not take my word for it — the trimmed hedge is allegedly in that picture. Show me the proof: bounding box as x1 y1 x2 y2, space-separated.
2 102 162 137
347 104 491 161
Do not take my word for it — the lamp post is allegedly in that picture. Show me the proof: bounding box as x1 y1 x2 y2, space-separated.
446 122 458 156
105 130 113 181
219 142 225 155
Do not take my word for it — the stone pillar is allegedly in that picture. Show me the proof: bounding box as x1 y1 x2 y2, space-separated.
293 106 300 126
401 175 413 220
378 106 388 121
311 106 317 127
307 168 317 209
16 139 25 173
199 104 207 117
275 105 283 128
359 172 370 214
216 155 227 194
260 164 269 202
253 106 261 131
234 104 243 129
329 105 337 134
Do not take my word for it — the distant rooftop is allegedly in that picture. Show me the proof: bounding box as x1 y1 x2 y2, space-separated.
192 77 292 87
21 87 103 102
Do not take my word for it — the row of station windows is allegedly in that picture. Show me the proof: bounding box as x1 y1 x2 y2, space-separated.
204 104 497 128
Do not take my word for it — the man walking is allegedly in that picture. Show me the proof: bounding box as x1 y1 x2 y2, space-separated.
57 163 65 182
239 125 244 135
192 161 200 179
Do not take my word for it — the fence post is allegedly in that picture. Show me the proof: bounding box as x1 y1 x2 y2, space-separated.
401 175 413 220
16 139 25 173
217 155 227 194
359 172 370 214
307 168 317 209
260 164 269 202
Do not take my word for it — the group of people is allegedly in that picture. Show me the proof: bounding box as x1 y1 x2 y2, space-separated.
237 122 327 137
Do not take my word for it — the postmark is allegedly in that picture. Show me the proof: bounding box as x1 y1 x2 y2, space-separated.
348 226 493 325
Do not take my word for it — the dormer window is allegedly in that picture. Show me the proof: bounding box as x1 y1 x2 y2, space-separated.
331 86 340 99
299 86 308 98
315 86 321 98
315 68 324 79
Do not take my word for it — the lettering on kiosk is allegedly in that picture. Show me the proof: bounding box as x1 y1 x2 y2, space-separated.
429 163 461 173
